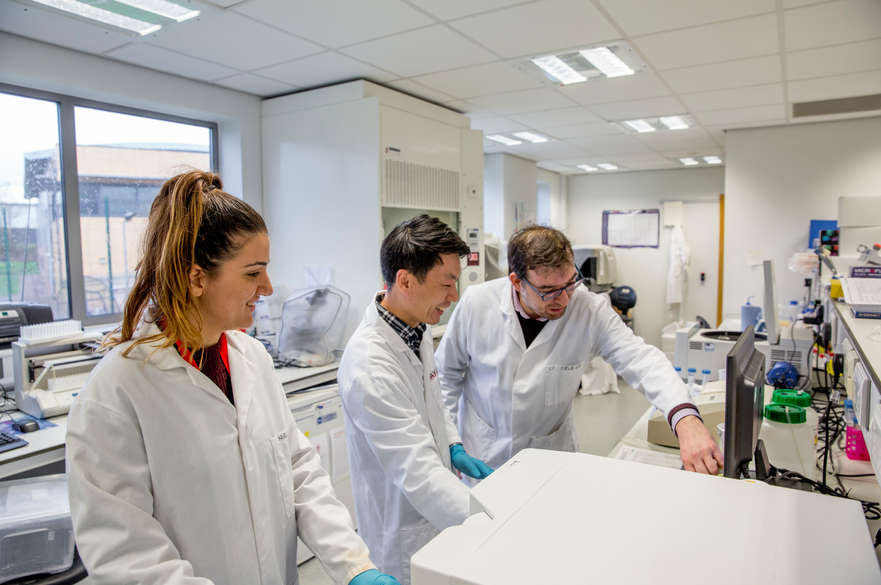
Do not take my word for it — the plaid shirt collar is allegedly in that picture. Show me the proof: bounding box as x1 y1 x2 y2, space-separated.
375 293 427 357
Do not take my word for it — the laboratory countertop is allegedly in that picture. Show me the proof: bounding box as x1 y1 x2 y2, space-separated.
0 362 339 479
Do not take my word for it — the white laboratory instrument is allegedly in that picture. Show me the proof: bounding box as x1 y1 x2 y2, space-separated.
572 245 617 292
411 449 879 585
288 384 355 565
277 286 350 367
13 325 102 418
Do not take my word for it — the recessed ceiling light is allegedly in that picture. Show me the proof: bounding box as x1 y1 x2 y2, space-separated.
680 157 699 166
597 163 618 170
703 155 722 164
486 134 522 146
513 131 548 143
577 164 598 172
531 55 586 85
29 0 163 34
580 47 634 78
659 116 689 130
115 0 199 22
623 119 655 133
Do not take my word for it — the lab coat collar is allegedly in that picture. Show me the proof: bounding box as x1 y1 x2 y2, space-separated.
364 295 423 366
499 280 526 351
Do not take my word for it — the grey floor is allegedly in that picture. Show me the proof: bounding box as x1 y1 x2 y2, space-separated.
299 381 649 585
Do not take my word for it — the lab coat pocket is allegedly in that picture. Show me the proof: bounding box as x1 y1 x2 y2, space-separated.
528 411 575 452
543 362 584 407
270 436 296 518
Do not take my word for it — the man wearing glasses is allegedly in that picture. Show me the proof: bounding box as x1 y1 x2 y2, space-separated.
436 225 721 475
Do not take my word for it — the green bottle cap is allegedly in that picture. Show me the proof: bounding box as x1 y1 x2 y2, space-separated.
764 403 807 424
771 389 811 408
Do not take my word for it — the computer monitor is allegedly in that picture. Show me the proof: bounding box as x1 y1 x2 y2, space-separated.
724 325 771 479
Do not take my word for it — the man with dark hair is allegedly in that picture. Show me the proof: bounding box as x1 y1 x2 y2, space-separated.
338 215 493 585
436 225 721 475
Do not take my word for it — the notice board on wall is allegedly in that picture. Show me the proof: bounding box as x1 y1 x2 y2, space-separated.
602 209 660 248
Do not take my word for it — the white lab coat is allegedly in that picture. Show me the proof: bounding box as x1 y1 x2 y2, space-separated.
666 224 690 304
66 321 372 585
436 278 691 470
338 300 469 585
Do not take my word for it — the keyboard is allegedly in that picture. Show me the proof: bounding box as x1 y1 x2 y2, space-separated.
0 431 28 454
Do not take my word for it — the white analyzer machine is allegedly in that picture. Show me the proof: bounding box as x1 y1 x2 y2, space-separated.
411 449 879 585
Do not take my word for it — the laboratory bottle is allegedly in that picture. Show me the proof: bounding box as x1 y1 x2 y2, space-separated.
700 369 711 387
686 368 697 400
843 399 857 427
674 366 683 382
788 300 800 323
740 297 761 330
760 404 817 480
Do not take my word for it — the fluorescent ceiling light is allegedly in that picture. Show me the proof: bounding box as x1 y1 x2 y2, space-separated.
660 116 689 130
680 157 699 166
513 131 548 143
577 164 598 172
115 0 199 22
703 156 722 164
623 119 655 133
486 134 522 146
580 47 634 78
29 0 162 34
531 55 586 85
597 163 618 170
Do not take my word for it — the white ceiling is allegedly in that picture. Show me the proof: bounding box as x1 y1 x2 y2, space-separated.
2 0 880 175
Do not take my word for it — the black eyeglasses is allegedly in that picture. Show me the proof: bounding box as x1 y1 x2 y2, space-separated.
520 266 586 301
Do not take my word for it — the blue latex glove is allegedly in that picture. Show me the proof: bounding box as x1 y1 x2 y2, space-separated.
349 569 401 585
450 443 494 479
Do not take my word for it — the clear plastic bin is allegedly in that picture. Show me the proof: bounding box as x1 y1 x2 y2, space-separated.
0 474 75 584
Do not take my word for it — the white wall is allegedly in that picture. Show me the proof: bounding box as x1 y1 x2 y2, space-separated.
537 168 568 231
0 33 263 211
567 167 724 347
724 117 881 317
484 153 539 240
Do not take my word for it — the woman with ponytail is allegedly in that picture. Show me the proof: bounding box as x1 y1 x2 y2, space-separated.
66 171 399 585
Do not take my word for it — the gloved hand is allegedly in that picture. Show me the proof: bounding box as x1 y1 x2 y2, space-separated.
450 443 494 479
349 569 401 585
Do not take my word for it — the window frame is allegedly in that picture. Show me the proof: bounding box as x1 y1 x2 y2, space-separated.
0 82 219 326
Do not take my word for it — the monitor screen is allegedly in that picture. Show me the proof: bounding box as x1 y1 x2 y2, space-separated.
724 325 767 479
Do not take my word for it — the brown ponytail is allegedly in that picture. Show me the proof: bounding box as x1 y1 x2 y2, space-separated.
104 170 266 355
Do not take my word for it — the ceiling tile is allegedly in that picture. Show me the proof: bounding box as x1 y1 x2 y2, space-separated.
340 25 496 77
611 151 677 168
695 104 785 126
510 107 601 129
569 134 653 155
788 70 881 103
787 39 881 81
466 87 576 115
0 1 133 54
449 0 619 58
785 0 881 51
147 10 321 71
544 121 625 139
680 83 783 111
386 80 457 105
588 95 685 120
202 0 244 6
255 52 396 87
661 55 782 93
509 140 592 160
469 117 528 134
106 43 239 81
633 13 779 70
232 0 432 48
537 161 579 174
213 73 298 96
411 62 542 99
635 127 717 152
407 0 528 21
559 73 671 106
783 0 827 7
597 0 775 37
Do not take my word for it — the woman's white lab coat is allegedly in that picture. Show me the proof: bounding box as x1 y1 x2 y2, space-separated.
338 300 469 585
66 322 372 585
436 278 690 470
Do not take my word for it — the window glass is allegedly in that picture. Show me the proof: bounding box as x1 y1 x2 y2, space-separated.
74 107 211 316
0 93 70 319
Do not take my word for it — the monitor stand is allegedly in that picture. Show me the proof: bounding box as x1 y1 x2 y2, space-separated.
750 440 813 492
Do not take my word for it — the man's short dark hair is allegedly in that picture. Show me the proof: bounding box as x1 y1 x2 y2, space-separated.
507 225 574 279
381 214 470 287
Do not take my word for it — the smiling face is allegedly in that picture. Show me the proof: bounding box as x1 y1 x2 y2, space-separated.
190 232 273 345
511 263 579 320
389 253 462 327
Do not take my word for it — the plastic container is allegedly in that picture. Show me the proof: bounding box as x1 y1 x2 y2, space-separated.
686 368 697 400
843 399 870 461
771 389 811 408
700 369 711 386
760 404 817 480
0 474 74 583
674 366 683 382
740 297 761 331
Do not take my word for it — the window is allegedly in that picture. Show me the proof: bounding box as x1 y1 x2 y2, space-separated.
0 84 217 323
